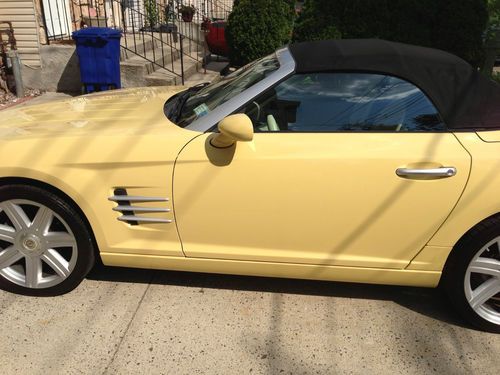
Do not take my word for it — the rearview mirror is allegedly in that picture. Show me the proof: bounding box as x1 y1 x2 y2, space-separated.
210 114 254 148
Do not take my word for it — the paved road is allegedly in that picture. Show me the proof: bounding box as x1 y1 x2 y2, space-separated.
0 265 499 375
2 91 500 373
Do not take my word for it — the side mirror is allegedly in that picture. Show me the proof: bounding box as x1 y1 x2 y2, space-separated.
210 114 254 148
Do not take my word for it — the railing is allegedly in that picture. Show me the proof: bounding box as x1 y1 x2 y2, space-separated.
118 1 186 83
0 22 17 92
40 0 233 84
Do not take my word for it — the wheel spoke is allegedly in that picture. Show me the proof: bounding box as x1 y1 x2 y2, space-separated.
31 206 53 234
0 224 15 243
25 257 42 288
41 249 70 278
0 202 30 230
45 232 76 248
0 247 23 269
469 257 500 278
469 278 500 310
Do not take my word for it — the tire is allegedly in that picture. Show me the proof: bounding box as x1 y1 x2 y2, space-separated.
443 216 500 333
0 184 95 296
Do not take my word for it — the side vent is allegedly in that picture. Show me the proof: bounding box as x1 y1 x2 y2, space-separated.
109 188 172 225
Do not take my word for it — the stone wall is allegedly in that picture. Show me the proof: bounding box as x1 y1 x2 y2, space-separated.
21 44 82 94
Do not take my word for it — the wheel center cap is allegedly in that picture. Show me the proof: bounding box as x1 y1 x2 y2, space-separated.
22 235 41 252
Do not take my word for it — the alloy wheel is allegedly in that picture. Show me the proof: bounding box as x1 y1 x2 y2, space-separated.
464 236 500 326
0 200 78 289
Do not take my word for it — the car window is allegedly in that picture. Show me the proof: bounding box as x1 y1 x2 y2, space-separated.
174 54 280 127
242 73 446 132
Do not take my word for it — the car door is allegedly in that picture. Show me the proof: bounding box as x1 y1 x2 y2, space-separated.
173 72 471 269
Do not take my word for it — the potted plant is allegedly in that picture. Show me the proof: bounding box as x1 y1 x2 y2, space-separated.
180 4 196 22
144 0 159 29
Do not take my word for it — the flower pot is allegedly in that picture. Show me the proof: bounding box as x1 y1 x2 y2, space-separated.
182 12 194 22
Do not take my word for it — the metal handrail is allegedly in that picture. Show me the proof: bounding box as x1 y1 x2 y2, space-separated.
40 0 233 84
113 0 190 81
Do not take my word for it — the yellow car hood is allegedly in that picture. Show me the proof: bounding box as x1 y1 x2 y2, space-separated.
0 87 186 139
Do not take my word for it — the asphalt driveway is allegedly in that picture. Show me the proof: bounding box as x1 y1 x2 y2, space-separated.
1 265 499 375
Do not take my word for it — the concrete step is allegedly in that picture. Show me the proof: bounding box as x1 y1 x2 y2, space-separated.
120 48 182 88
120 34 208 88
145 58 202 86
184 70 221 87
121 32 203 60
145 59 228 88
120 37 204 72
120 47 206 82
120 38 156 60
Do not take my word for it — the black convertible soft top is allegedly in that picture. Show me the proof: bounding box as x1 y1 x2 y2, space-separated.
289 39 500 130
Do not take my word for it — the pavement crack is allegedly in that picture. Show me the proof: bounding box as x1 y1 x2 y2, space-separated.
101 278 152 375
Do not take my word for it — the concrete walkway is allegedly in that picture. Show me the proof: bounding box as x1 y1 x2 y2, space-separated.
1 88 499 374
0 265 499 374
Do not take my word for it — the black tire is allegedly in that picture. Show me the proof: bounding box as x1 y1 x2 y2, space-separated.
0 184 95 296
442 215 500 333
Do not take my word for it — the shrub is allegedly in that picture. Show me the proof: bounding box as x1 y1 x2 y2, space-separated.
293 0 341 41
487 0 500 37
493 71 500 83
293 0 489 67
226 0 295 67
433 0 489 66
144 0 159 27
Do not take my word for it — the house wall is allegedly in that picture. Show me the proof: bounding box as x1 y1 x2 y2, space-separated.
0 0 41 67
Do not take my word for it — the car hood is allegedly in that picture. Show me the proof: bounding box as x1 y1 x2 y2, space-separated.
0 87 186 140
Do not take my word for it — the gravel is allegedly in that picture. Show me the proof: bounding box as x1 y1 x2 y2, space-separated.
0 88 43 110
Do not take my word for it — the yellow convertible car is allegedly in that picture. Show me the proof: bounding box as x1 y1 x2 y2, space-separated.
0 40 499 332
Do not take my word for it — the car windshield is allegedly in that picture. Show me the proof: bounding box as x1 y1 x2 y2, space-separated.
167 54 280 127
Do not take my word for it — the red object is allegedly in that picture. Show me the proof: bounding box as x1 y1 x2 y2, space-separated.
205 21 228 57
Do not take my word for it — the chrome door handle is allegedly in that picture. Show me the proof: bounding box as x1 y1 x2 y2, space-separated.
396 167 457 178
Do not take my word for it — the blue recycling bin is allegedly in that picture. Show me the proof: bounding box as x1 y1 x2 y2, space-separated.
72 27 122 93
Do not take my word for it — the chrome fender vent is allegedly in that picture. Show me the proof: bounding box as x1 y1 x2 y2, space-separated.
109 189 172 225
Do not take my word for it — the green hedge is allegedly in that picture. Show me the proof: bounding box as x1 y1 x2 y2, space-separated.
493 71 500 83
293 0 489 67
226 0 295 67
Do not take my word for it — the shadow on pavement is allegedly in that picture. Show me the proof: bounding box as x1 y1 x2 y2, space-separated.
87 263 470 330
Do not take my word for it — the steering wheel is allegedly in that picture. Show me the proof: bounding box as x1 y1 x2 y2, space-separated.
266 114 280 132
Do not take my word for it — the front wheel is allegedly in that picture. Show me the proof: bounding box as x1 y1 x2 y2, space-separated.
0 185 95 296
443 217 500 333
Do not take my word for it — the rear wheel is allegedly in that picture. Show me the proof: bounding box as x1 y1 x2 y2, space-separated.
0 185 95 296
443 217 500 333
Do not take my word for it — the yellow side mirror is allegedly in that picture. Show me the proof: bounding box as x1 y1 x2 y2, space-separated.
210 114 254 148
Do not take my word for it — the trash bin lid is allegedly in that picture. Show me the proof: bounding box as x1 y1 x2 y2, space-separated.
72 27 121 39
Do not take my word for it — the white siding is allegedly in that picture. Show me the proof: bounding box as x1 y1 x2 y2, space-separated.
0 0 41 67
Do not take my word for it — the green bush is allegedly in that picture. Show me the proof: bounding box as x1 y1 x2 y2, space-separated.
144 0 159 27
433 0 489 66
493 71 500 83
293 0 341 41
487 0 500 37
293 0 489 67
226 0 295 67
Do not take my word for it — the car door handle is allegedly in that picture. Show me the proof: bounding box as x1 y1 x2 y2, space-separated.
396 167 457 178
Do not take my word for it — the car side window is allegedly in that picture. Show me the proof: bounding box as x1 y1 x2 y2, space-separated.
242 73 446 132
